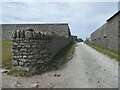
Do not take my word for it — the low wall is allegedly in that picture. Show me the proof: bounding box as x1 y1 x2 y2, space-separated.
12 29 71 71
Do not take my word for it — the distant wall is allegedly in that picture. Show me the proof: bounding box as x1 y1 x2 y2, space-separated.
91 11 120 50
2 24 71 40
12 29 71 71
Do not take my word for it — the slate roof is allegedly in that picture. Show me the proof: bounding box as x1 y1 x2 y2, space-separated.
107 10 120 22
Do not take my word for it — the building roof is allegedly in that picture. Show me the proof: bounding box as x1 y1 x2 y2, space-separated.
107 10 120 22
91 10 120 38
71 35 77 37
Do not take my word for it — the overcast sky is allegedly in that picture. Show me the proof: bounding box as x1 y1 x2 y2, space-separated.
1 2 119 39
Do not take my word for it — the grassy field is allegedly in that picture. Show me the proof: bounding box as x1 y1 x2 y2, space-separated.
85 41 120 61
2 40 12 69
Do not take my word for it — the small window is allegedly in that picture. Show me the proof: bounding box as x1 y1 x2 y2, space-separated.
104 36 106 38
119 35 120 37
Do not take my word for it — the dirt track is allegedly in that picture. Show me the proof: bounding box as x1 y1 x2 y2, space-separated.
1 42 118 88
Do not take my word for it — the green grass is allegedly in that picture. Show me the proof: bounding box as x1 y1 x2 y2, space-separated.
7 69 32 77
8 41 75 77
0 40 2 67
85 41 120 61
2 40 12 69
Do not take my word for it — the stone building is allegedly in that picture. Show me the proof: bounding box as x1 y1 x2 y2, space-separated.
77 38 83 42
91 10 120 50
2 23 71 40
71 35 77 41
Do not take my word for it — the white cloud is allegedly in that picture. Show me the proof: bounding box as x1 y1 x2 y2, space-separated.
1 2 118 39
0 0 120 2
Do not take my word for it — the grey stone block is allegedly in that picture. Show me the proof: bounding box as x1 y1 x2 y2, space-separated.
20 49 27 52
21 59 27 63
12 30 17 38
25 30 33 38
16 30 21 38
13 60 18 66
20 30 25 38
23 55 28 59
19 61 24 66
28 55 34 59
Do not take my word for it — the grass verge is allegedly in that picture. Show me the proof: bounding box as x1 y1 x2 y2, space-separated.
7 69 32 77
2 40 12 69
85 41 120 61
0 40 2 67
8 41 75 77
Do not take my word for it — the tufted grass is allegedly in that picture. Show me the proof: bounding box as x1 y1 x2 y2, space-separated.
2 40 12 69
85 41 120 61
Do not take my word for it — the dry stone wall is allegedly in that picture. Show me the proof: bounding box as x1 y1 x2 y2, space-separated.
12 29 71 71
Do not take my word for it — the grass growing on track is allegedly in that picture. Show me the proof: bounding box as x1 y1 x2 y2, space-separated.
85 41 120 61
2 40 12 69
